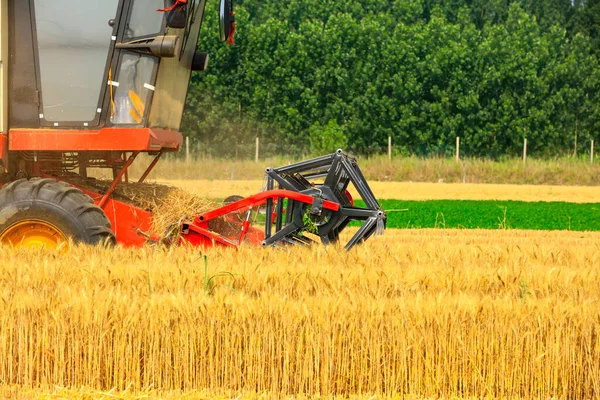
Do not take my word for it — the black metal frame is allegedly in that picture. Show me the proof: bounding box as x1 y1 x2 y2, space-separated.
263 149 386 250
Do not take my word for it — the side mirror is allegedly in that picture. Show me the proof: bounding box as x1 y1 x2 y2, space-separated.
219 0 235 43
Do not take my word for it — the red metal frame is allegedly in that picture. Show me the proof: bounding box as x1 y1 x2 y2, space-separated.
8 128 182 152
194 190 339 224
138 150 163 183
84 185 330 250
98 151 139 208
180 223 254 249
0 134 7 171
179 189 340 249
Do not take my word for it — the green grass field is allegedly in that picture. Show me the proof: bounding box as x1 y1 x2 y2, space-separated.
362 200 600 231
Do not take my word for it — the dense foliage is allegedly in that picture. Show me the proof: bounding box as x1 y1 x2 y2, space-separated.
182 0 600 158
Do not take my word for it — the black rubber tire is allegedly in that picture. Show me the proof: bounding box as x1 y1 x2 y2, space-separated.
224 195 245 204
0 178 115 245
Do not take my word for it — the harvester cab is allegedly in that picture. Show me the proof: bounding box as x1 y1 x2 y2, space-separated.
0 0 386 250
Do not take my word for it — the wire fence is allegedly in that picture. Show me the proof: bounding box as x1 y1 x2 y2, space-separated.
177 135 599 164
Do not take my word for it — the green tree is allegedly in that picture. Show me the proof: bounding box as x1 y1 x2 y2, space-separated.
309 119 348 154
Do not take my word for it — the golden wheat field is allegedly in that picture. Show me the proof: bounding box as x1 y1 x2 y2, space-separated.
1 228 599 399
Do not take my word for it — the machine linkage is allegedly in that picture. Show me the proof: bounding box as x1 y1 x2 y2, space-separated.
179 150 386 250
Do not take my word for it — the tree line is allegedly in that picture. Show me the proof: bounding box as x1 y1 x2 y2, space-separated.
182 0 600 158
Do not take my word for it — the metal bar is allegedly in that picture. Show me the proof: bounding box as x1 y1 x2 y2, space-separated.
340 207 380 219
272 153 334 174
275 197 284 232
303 171 329 180
266 169 304 191
291 234 315 245
284 173 313 191
98 151 139 209
138 150 163 183
124 152 129 184
323 152 342 189
340 158 379 209
78 153 87 178
264 178 274 239
332 218 351 239
285 199 294 226
263 223 299 246
345 217 377 251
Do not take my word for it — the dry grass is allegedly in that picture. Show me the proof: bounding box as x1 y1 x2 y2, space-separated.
108 154 600 186
136 186 218 234
0 229 599 398
64 178 220 234
154 179 600 203
359 155 600 185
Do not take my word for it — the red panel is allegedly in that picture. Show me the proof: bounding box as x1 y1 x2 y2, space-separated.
180 224 241 249
78 186 154 247
0 134 7 170
8 128 183 152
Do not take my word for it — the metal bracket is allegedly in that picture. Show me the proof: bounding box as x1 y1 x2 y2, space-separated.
310 197 324 216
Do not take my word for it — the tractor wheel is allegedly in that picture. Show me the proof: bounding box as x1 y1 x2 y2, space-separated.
223 195 246 224
0 178 115 249
224 195 244 204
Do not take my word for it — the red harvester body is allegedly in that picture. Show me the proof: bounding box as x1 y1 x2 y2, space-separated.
0 0 385 250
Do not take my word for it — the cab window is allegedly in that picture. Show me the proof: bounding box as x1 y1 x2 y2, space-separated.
34 0 120 123
125 0 166 39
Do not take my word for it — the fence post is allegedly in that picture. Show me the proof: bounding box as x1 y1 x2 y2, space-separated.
255 137 260 163
455 137 460 161
592 140 595 164
523 138 527 164
388 136 392 162
186 136 190 165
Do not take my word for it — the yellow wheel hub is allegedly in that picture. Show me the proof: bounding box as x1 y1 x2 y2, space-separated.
0 220 67 249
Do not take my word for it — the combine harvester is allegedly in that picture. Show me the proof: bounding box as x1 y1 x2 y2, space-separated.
0 0 385 250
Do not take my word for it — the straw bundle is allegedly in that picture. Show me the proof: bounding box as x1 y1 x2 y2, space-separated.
66 178 220 235
117 182 220 234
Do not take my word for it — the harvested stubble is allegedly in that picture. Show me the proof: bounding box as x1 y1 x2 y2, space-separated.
0 229 599 398
155 179 600 203
117 154 600 186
